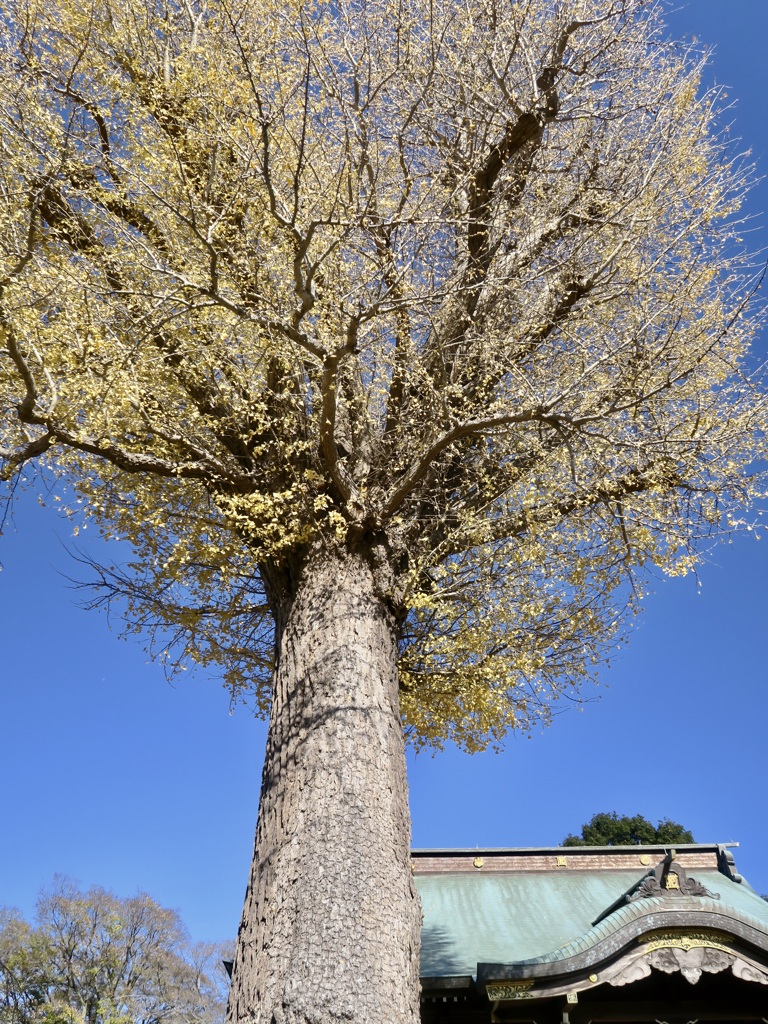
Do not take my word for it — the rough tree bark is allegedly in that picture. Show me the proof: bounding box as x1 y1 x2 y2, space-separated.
226 545 421 1024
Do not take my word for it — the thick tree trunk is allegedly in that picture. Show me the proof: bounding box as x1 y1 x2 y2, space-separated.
227 546 421 1024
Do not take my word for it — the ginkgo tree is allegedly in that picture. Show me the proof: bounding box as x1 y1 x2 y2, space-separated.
0 0 765 1021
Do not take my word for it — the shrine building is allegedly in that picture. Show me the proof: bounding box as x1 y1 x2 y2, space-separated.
415 843 768 1023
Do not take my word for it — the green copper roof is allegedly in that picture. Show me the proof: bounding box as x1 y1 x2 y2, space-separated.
416 855 768 979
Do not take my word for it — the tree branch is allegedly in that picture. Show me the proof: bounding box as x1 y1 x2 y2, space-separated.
381 408 551 517
440 460 684 559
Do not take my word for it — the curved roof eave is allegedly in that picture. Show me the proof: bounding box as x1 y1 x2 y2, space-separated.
477 898 768 984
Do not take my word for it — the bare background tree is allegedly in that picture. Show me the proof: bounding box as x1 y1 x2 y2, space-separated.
0 880 229 1024
1 0 764 1021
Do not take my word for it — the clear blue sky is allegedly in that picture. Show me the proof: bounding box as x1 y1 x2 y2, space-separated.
1 2 767 944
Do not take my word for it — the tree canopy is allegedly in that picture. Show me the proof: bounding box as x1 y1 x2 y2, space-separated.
562 811 696 847
1 0 764 751
0 879 229 1024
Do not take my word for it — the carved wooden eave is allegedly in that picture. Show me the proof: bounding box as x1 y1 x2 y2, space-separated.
482 927 768 1011
603 929 768 987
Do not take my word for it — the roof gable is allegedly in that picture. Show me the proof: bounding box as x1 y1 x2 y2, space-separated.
414 844 768 984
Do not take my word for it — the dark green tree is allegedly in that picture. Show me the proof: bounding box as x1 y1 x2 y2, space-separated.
562 812 695 847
